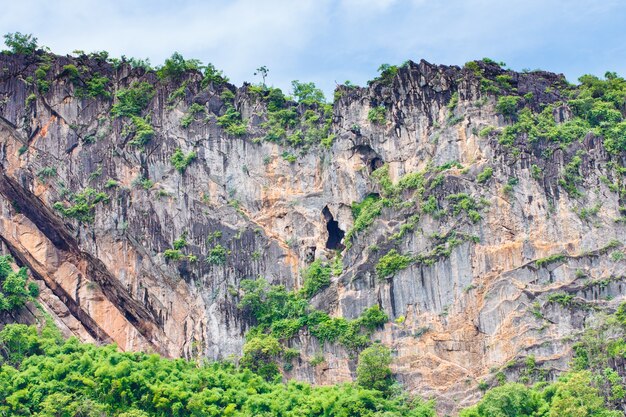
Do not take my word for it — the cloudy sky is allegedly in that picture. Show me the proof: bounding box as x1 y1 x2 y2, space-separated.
2 0 625 97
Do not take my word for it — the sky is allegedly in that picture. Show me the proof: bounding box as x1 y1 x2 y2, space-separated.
2 0 625 98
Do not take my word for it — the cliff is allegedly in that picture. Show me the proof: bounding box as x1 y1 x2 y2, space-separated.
0 50 625 414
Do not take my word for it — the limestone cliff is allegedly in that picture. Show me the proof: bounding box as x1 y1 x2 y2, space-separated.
0 51 625 414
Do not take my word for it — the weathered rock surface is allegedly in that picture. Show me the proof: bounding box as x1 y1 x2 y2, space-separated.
0 53 624 414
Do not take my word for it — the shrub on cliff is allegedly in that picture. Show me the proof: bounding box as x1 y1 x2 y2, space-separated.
111 82 155 118
300 259 331 298
157 52 201 81
3 32 38 55
0 255 38 312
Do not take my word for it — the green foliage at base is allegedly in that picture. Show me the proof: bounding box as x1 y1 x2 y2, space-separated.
0 323 437 417
460 373 621 417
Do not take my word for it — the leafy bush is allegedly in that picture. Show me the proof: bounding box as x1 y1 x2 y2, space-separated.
170 148 196 173
0 255 37 312
496 95 521 117
445 193 485 222
238 277 387 352
241 333 283 380
35 64 51 93
127 116 154 147
559 154 583 197
201 63 229 87
53 188 109 222
291 80 326 105
217 106 247 136
180 102 205 128
163 249 185 261
156 52 201 81
3 32 38 54
372 63 399 86
345 194 385 247
62 64 80 81
79 74 110 99
301 260 331 298
479 126 495 137
111 82 155 118
368 105 387 125
206 244 228 265
37 166 57 183
535 253 566 268
375 249 412 279
476 167 493 183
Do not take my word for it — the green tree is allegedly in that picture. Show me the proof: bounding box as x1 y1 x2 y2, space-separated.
548 372 622 417
157 52 202 81
254 65 269 86
459 383 545 417
291 80 326 105
3 32 38 54
241 334 282 380
356 343 393 392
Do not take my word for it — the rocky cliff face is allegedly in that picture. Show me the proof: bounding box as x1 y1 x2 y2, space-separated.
0 52 625 414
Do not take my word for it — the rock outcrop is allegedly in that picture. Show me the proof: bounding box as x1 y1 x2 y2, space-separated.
0 52 624 414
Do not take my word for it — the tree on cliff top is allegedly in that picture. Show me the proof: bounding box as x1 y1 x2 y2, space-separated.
3 32 38 55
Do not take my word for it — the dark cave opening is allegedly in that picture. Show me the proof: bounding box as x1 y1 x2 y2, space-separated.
322 206 345 250
353 144 385 174
369 156 384 173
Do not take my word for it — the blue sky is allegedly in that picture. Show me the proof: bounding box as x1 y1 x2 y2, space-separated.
2 0 625 98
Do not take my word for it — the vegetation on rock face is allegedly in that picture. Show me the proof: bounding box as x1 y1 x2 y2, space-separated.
461 303 626 417
170 148 196 173
376 249 413 279
0 255 38 312
237 276 388 372
300 259 332 298
53 188 109 223
111 82 155 118
368 105 387 125
3 34 626 417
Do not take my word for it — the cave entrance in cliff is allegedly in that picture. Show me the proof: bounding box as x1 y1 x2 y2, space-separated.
369 157 384 173
354 144 384 174
322 206 345 250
